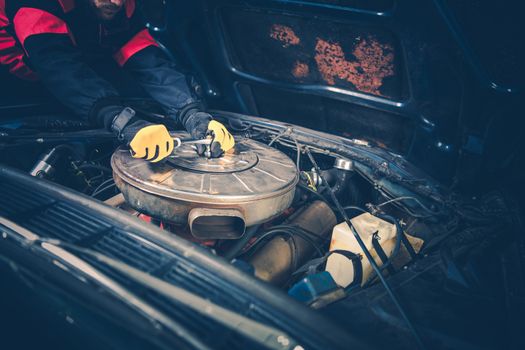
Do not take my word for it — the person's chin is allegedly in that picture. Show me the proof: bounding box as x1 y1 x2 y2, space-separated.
98 10 118 21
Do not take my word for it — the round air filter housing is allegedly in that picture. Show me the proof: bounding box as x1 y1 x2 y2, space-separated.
111 133 299 239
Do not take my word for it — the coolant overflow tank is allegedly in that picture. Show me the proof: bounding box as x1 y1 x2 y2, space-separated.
111 133 299 239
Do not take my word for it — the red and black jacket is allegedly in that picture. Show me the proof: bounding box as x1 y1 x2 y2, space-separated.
0 0 199 128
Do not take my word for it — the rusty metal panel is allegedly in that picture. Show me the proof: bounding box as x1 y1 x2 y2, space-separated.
221 8 405 100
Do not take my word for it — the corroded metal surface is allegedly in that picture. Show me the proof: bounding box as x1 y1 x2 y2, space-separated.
224 9 401 98
112 133 299 228
270 24 300 48
314 37 394 96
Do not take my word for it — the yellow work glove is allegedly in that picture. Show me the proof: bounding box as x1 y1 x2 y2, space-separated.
123 121 174 162
207 120 235 155
186 111 235 158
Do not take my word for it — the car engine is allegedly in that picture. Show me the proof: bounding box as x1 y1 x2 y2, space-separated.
0 110 513 317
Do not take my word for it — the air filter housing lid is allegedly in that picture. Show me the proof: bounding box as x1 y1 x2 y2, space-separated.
111 133 299 237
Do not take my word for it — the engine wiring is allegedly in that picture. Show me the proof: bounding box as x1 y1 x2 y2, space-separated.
243 225 326 260
91 177 116 198
268 133 417 276
376 196 437 213
272 130 445 220
268 127 302 171
300 171 317 191
257 125 428 347
76 163 113 174
370 193 443 219
244 122 428 347
296 182 334 208
252 123 440 212
303 145 426 349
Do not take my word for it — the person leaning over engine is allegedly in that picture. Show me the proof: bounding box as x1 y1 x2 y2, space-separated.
0 0 234 162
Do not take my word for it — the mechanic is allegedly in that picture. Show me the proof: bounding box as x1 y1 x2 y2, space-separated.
0 0 234 162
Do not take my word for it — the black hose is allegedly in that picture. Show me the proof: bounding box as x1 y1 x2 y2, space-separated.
319 167 363 206
223 225 260 261
373 213 403 272
325 169 352 197
297 183 333 207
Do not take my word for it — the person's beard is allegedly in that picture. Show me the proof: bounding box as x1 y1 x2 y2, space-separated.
93 2 122 21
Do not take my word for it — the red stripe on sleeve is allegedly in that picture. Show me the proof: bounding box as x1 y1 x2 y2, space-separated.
113 28 158 67
13 7 74 47
0 28 38 80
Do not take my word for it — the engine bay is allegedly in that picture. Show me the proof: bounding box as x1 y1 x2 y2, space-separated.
0 105 521 350
1 109 514 314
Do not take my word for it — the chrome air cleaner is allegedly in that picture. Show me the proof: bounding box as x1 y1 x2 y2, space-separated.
111 133 298 239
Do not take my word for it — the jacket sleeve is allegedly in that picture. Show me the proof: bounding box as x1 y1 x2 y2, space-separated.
12 6 122 127
24 34 122 126
119 39 202 128
112 3 202 128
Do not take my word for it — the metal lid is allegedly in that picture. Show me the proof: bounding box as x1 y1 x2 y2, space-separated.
167 141 259 173
111 133 299 205
334 158 354 171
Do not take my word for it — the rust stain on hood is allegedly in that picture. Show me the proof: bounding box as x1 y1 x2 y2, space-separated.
314 36 395 96
270 24 301 48
292 61 310 78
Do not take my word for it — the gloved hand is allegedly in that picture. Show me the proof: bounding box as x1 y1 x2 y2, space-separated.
109 107 174 162
185 111 235 158
120 119 174 163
